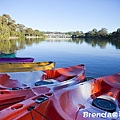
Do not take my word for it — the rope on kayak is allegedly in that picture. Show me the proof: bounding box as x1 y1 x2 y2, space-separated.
28 105 50 120
74 97 91 120
28 106 34 120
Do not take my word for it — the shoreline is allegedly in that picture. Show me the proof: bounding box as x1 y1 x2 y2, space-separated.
8 36 72 40
45 38 72 40
9 37 19 39
8 36 44 40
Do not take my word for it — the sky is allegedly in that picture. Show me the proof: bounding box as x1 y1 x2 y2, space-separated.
0 0 120 33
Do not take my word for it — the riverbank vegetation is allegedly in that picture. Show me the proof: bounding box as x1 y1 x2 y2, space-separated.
43 28 120 41
0 14 120 41
0 14 46 40
69 28 120 40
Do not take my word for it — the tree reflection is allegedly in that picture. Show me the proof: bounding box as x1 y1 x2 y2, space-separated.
85 38 107 48
0 38 120 54
0 38 44 53
72 38 120 49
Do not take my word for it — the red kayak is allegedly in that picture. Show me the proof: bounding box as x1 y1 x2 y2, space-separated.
0 72 120 120
0 64 85 110
35 64 85 85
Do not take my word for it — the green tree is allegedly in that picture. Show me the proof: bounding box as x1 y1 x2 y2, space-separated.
25 28 33 36
97 28 108 37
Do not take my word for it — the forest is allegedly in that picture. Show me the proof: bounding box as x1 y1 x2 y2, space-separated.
0 14 46 40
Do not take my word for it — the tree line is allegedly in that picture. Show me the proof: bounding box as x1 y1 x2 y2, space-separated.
43 28 120 40
0 14 120 40
66 28 120 40
0 14 46 40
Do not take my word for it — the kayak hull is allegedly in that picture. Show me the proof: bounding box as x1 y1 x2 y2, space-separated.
51 72 120 120
0 64 85 110
38 64 85 82
0 52 15 58
0 57 34 62
0 61 55 72
0 73 120 120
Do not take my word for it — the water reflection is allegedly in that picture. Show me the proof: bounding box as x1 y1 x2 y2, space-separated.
0 38 120 53
72 38 120 49
85 38 107 48
0 38 44 53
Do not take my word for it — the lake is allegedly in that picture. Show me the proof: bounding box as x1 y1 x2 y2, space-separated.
12 38 120 79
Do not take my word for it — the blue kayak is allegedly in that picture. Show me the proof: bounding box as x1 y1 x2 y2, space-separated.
0 52 15 58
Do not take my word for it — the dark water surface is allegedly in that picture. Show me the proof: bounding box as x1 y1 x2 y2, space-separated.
14 38 120 78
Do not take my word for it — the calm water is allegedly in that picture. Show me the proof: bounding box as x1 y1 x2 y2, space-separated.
14 38 120 78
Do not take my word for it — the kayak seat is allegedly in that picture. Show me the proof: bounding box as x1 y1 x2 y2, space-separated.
35 95 49 104
92 97 116 113
35 80 54 86
12 87 22 90
84 77 94 81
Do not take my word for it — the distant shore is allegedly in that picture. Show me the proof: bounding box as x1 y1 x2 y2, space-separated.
46 38 72 40
8 36 71 40
25 36 43 39
9 37 19 39
9 36 44 40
